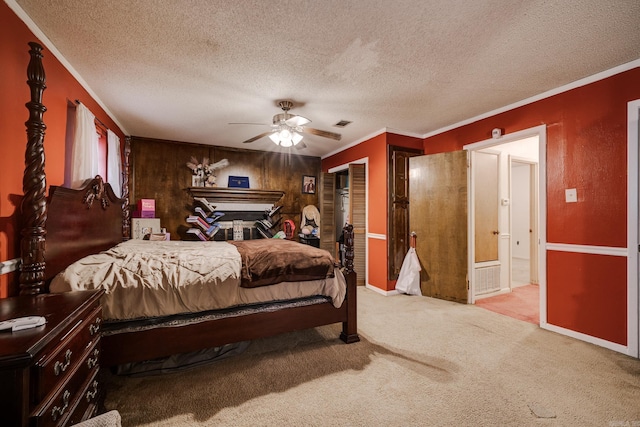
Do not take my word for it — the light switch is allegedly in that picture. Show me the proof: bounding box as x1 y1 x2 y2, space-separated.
565 188 577 203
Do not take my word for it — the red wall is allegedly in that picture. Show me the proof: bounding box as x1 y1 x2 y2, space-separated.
0 3 126 297
547 251 627 345
322 132 422 291
323 68 638 345
423 67 640 345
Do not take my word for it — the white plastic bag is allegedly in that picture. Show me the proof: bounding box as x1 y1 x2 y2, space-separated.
395 247 422 296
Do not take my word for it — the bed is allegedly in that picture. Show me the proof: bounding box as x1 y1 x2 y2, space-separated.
18 41 359 368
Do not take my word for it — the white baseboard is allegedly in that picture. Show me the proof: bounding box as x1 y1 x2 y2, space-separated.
365 284 399 296
542 322 631 356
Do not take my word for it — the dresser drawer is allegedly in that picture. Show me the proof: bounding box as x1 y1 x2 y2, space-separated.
31 341 101 427
0 290 103 427
33 305 102 402
66 374 100 426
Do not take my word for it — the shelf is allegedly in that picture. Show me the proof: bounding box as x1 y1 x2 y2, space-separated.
188 187 284 205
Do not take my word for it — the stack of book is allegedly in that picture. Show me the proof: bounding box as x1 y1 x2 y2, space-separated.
255 205 283 238
186 199 225 241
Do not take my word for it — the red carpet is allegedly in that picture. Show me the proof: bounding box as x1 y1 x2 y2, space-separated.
475 284 539 324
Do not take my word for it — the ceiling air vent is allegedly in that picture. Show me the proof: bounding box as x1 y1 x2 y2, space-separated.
334 120 352 128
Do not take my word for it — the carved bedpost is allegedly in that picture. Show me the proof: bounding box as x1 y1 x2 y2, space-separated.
343 224 354 274
122 137 131 240
19 42 47 295
340 223 359 343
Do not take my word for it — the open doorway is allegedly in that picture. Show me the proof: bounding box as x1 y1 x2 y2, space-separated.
510 158 538 288
466 130 542 324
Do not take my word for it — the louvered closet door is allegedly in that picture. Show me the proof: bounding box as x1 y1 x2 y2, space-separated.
319 172 336 258
349 164 366 286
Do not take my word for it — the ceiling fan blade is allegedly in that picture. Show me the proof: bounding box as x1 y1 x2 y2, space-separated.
229 122 270 125
285 115 311 127
302 127 342 141
243 131 274 143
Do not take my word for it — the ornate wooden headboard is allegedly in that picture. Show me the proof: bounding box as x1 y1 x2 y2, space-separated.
19 42 130 295
43 178 125 284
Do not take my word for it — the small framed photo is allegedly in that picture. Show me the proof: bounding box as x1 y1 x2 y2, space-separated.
302 175 316 194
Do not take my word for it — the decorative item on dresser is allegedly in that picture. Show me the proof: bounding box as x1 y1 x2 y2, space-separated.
17 41 359 372
186 156 229 187
0 290 104 427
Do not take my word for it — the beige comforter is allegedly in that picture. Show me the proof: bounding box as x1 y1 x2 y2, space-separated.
49 240 346 321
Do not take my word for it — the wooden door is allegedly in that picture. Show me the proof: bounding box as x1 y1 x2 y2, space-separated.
349 164 366 286
474 151 499 262
388 146 422 280
319 172 336 257
409 151 468 303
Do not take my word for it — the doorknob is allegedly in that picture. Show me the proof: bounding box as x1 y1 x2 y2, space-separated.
492 230 499 235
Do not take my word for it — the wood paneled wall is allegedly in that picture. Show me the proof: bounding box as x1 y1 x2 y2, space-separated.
129 137 320 240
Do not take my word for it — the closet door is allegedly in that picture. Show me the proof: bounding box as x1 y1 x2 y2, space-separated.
388 146 422 280
473 151 499 263
349 164 366 286
319 172 336 258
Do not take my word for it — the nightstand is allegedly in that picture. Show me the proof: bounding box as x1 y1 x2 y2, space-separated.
0 290 104 427
299 235 320 248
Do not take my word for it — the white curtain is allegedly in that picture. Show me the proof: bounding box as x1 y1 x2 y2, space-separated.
70 103 99 188
107 129 122 197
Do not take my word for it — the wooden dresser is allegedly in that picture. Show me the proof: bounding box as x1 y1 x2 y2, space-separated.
0 290 104 427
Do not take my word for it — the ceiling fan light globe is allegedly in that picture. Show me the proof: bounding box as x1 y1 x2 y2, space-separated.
292 132 303 145
268 132 280 144
279 129 291 140
280 139 293 147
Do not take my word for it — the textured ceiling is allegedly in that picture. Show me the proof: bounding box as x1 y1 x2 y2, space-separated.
13 0 640 157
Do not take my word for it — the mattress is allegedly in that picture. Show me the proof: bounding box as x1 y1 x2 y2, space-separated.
49 239 346 321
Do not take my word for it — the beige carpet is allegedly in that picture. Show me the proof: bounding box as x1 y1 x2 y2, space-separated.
104 288 640 426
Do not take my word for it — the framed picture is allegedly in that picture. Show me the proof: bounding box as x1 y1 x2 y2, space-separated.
302 175 316 194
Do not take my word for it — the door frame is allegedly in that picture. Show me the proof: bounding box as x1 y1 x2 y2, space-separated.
463 125 546 312
627 99 639 358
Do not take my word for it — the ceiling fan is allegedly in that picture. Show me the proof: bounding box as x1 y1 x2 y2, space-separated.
232 100 342 148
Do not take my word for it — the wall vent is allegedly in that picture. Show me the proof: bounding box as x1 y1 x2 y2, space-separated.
474 265 500 295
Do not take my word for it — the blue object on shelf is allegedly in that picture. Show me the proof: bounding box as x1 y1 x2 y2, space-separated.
228 176 249 188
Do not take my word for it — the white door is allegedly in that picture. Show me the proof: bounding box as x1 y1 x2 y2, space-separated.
510 158 539 289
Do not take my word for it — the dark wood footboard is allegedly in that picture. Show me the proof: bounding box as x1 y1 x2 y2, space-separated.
102 293 359 366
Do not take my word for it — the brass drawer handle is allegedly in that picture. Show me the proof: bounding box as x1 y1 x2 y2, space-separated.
51 389 70 421
87 348 100 369
86 380 99 402
89 317 101 335
54 349 72 376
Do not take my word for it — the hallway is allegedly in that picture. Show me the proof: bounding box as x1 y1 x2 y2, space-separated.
475 257 539 324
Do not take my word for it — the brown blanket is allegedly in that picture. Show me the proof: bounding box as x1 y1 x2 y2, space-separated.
229 239 335 288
